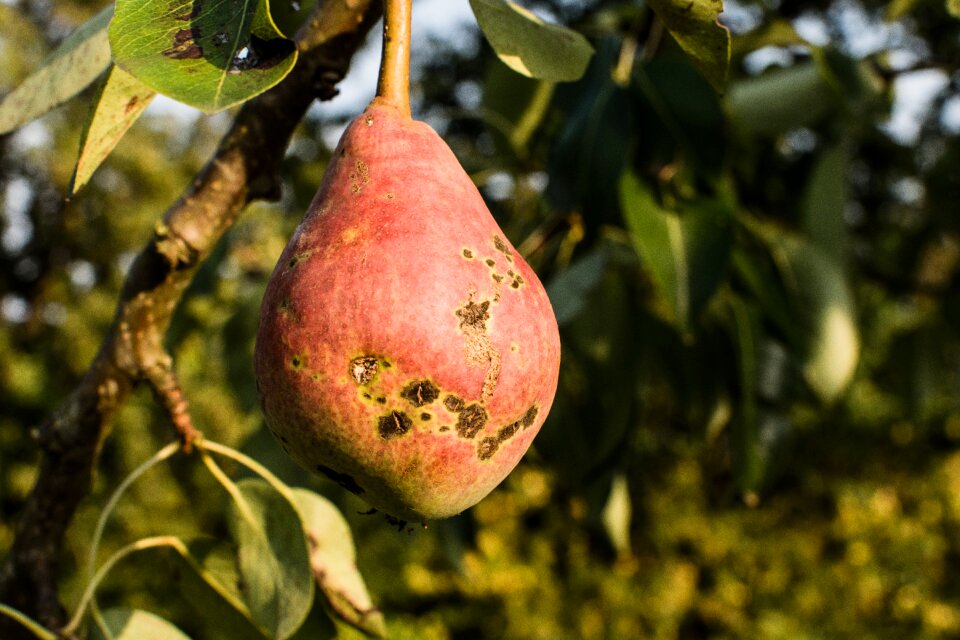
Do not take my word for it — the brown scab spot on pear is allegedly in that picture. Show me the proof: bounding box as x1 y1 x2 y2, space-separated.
456 404 488 439
350 159 369 193
316 465 365 496
439 425 450 432
485 258 496 268
378 411 412 439
444 394 465 412
350 356 379 385
477 437 499 461
456 297 501 402
462 248 474 259
457 300 490 329
492 273 504 284
287 251 311 270
290 355 305 371
401 380 440 407
493 234 514 263
521 405 539 428
420 412 432 421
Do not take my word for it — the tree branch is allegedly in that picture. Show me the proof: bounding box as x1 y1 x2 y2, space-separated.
0 1 382 635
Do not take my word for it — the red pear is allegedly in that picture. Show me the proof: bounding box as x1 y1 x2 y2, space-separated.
254 98 560 521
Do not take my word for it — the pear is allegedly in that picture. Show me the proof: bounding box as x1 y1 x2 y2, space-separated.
254 97 560 522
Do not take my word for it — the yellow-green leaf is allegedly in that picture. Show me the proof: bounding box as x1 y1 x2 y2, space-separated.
0 6 112 133
646 0 731 93
70 66 156 196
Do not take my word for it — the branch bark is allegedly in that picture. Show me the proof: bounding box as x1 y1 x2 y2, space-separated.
0 1 382 636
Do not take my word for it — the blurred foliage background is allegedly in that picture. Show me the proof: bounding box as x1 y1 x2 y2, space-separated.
3 0 960 637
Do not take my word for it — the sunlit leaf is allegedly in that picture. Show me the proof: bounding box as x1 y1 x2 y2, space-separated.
92 608 190 640
469 0 594 82
70 65 156 195
601 474 632 556
620 171 732 330
290 488 387 639
0 6 112 133
110 0 297 113
770 234 860 403
227 478 314 639
646 0 730 93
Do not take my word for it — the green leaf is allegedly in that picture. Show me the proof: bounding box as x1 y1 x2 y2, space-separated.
727 62 836 135
469 0 594 82
546 246 610 325
171 538 268 640
290 488 387 639
800 142 848 264
70 65 156 195
482 57 555 159
619 171 732 331
92 609 190 640
769 233 860 403
0 6 112 134
645 0 730 93
269 0 320 38
110 0 297 113
726 296 763 495
227 478 314 640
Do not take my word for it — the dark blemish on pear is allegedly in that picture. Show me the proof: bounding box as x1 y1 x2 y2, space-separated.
456 300 490 329
378 411 412 439
462 248 474 259
439 425 450 432
420 412 432 421
477 437 498 461
456 404 488 439
401 380 440 407
287 251 313 270
521 405 539 428
444 394 464 412
290 355 304 370
350 356 379 384
376 396 387 404
485 258 496 267
476 419 522 460
493 235 513 262
316 465 365 495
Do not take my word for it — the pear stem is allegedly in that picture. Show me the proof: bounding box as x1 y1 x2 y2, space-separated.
376 0 413 117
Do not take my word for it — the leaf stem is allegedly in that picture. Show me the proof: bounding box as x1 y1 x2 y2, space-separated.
375 0 413 116
0 605 57 640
